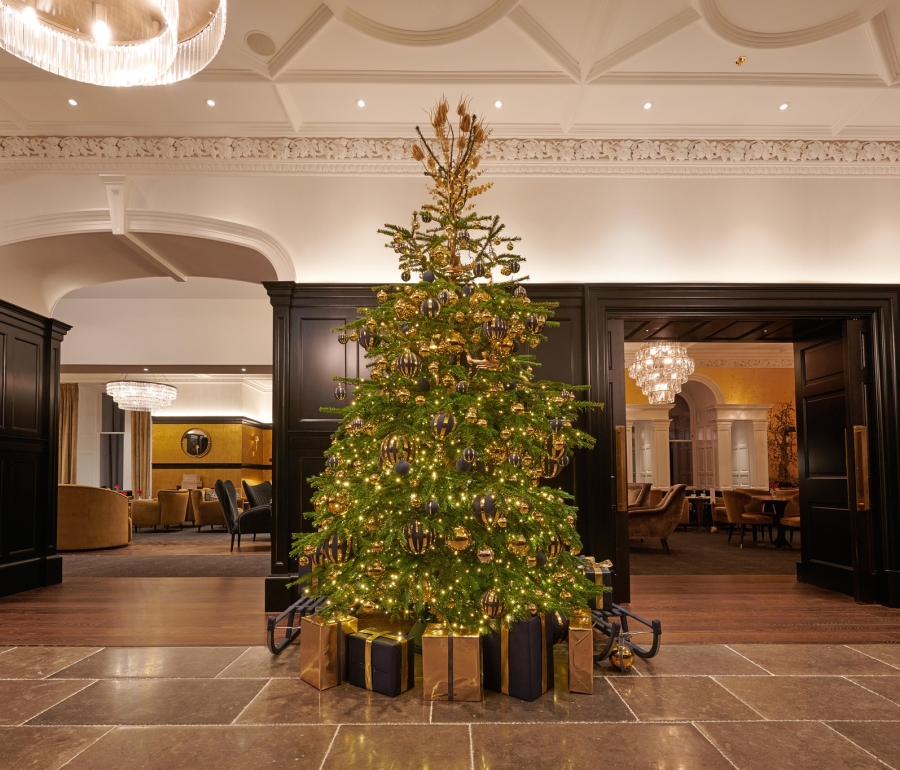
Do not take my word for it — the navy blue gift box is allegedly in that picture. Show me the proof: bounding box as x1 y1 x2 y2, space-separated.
348 628 415 697
482 614 554 702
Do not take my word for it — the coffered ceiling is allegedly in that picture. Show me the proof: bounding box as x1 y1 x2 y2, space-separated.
1 0 899 138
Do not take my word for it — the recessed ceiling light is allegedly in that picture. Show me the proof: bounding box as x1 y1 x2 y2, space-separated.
494 100 502 108
357 99 365 107
241 368 246 372
206 99 216 107
779 102 789 110
143 368 148 371
68 98 77 106
643 101 653 110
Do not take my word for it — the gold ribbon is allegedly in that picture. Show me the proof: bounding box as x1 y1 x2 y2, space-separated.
359 628 409 693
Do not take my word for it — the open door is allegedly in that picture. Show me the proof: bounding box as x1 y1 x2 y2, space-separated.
794 320 878 601
607 318 630 602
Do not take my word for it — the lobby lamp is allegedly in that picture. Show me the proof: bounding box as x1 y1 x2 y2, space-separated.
106 378 177 411
627 342 695 405
0 0 226 87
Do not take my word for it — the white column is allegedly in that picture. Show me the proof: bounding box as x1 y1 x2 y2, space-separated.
751 419 770 488
715 419 734 491
651 418 671 488
625 419 635 483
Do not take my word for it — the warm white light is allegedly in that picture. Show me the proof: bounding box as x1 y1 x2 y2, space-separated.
21 3 36 25
494 100 502 108
779 102 789 110
357 99 365 107
93 20 110 47
628 342 694 405
67 98 77 106
106 381 177 412
143 368 149 371
206 98 215 106
643 101 653 110
241 368 246 372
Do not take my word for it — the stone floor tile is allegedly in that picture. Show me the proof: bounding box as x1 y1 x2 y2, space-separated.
29 678 267 725
51 647 246 679
472 723 734 770
828 721 900 768
610 676 761 721
0 726 111 770
717 676 900 720
322 725 471 770
433 678 636 723
634 644 769 676
728 644 900 675
237 679 431 724
0 679 91 725
848 676 900 705
698 720 885 770
0 647 102 679
217 645 301 678
63 725 337 770
847 645 900 670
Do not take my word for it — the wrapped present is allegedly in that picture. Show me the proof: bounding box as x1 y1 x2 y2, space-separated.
348 628 415 697
422 624 482 702
299 614 358 690
483 615 554 702
581 557 613 611
567 613 594 694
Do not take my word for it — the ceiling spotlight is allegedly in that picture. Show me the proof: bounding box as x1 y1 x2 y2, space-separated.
779 102 789 110
68 98 77 106
92 3 111 47
241 368 246 372
494 100 502 108
206 99 216 107
643 101 653 110
357 99 365 107
143 368 149 371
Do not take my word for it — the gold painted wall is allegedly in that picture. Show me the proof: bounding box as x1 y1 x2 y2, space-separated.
625 367 795 407
152 422 243 465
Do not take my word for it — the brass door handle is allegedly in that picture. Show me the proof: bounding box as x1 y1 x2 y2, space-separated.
853 425 870 511
615 425 627 511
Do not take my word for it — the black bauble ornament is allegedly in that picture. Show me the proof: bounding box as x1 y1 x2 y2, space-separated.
326 455 339 469
401 269 411 282
558 453 570 468
380 433 415 467
421 298 440 318
437 289 451 305
430 411 456 438
338 333 348 345
350 417 364 431
395 459 411 475
455 381 468 394
525 314 547 333
396 350 421 378
334 383 347 401
417 377 431 392
473 492 498 527
323 533 352 564
482 315 509 341
508 452 522 468
473 261 486 278
421 210 432 222
403 520 434 554
462 446 476 463
536 551 548 567
510 261 521 273
504 381 517 391
460 284 473 297
480 589 504 619
456 459 472 472
549 417 566 433
423 270 436 283
425 500 440 516
513 285 527 298
358 329 375 350
399 324 410 334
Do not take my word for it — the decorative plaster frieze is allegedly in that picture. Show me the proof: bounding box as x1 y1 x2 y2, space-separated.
692 358 794 368
2 136 900 176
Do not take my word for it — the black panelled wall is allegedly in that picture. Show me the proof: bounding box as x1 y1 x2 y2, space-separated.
266 283 900 610
0 300 69 599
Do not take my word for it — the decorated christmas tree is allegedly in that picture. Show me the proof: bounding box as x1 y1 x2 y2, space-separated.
291 98 602 632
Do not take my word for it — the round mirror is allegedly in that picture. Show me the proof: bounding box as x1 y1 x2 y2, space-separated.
181 428 211 458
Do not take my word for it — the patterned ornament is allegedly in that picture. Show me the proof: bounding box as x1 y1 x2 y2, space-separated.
358 329 375 350
558 453 570 468
508 452 522 468
507 534 530 557
462 446 477 463
395 350 421 378
482 315 509 341
481 589 504 619
545 435 568 460
549 417 566 433
403 520 434 554
437 289 451 305
513 285 527 299
326 455 339 469
430 411 456 438
338 333 348 345
473 261 486 278
546 535 563 559
473 492 498 527
334 383 347 401
421 298 441 318
525 314 546 333
446 526 472 551
510 261 520 273
380 433 415 467
322 533 352 564
455 380 468 394
425 500 440 516
542 456 563 478
477 546 494 563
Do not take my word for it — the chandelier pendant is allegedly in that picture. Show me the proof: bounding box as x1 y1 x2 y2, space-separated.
0 0 226 87
627 342 695 405
106 380 177 412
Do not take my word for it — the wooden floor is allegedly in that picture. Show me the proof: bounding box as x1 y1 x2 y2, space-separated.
1 575 900 646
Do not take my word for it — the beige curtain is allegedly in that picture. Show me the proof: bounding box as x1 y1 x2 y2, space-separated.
58 383 78 484
131 411 152 498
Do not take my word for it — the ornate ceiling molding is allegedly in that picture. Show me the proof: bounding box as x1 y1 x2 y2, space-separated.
1 136 899 176
693 357 794 369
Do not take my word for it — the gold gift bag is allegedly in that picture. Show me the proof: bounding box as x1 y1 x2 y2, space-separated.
299 615 358 690
422 623 482 702
568 614 594 694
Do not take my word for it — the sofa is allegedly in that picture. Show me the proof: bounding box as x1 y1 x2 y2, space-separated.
189 488 228 531
57 484 132 550
132 489 190 530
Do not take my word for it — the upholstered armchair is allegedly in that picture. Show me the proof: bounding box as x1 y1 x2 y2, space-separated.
627 483 651 508
58 485 132 550
189 488 227 531
721 489 773 547
216 479 271 551
242 480 272 509
780 493 801 542
131 489 190 531
628 484 687 554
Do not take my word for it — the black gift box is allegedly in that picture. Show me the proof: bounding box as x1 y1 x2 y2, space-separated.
483 615 554 702
581 557 612 612
348 628 415 697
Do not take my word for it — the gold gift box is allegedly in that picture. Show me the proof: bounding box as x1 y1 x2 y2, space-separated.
422 623 482 702
299 614 358 690
568 614 594 694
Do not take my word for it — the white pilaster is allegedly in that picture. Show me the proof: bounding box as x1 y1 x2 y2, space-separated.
715 419 734 491
751 419 770 488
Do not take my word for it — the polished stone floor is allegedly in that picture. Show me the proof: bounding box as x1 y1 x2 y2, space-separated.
1 643 900 769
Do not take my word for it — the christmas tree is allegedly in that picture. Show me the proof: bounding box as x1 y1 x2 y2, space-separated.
291 98 603 632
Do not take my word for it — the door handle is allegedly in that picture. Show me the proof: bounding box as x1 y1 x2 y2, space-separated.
615 425 628 511
853 425 870 511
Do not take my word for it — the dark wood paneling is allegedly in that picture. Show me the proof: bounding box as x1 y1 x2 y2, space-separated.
0 454 40 556
10 337 40 434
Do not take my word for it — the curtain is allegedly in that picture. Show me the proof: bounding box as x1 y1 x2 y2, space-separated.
131 411 152 498
58 383 78 484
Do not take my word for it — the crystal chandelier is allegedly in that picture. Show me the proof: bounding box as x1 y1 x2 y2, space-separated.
627 342 695 405
106 380 177 412
0 0 226 88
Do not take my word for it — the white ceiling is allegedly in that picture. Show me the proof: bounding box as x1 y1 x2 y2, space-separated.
1 0 899 138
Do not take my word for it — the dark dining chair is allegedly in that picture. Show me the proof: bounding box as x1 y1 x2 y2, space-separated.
215 479 271 552
242 480 272 509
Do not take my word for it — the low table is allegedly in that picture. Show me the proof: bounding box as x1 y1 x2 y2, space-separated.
749 495 792 548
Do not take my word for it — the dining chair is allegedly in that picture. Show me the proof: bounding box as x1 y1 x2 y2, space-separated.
721 489 774 548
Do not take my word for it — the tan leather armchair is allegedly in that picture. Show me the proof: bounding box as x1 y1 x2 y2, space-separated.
190 488 227 531
58 485 131 550
722 489 773 548
132 489 190 530
628 484 687 554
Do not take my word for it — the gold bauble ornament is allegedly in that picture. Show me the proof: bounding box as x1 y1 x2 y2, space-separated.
454 312 466 323
377 290 388 302
518 500 531 514
506 241 515 251
410 493 421 508
500 428 512 440
303 544 316 557
446 526 472 551
415 395 426 406
560 589 572 599
328 496 348 514
547 535 563 559
365 517 377 532
410 478 418 488
298 556 310 566
419 345 430 358
533 511 545 524
477 418 488 427
428 361 441 374
526 603 538 615
609 644 635 670
397 388 410 404
493 237 501 246
500 266 511 276
476 546 494 563
465 408 478 423
441 374 456 388
370 541 384 554
365 318 377 331
522 455 533 467
526 554 537 567
411 289 427 302
507 534 529 556
511 403 525 415
361 600 378 613
534 589 544 597
567 515 576 526
497 515 508 528
367 561 385 580
470 333 481 343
